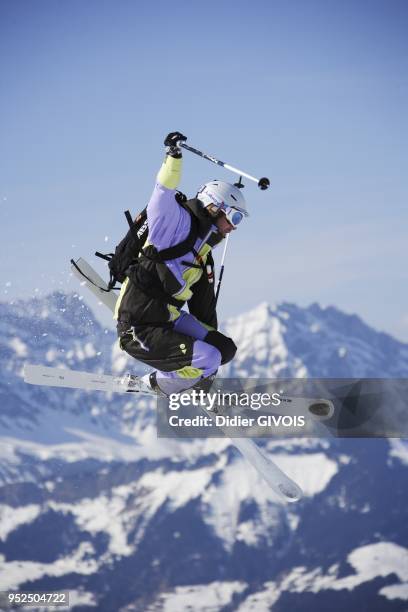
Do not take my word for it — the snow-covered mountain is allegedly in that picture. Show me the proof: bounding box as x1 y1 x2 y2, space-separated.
223 301 408 378
0 293 407 611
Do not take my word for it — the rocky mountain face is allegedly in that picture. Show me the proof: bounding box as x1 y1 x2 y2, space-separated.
0 293 407 611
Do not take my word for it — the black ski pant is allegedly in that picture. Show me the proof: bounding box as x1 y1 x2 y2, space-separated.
117 311 236 394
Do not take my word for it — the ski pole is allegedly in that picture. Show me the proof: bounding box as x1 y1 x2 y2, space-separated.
215 234 230 305
178 142 270 190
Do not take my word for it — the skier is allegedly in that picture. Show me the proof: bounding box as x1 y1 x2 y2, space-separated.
114 131 249 396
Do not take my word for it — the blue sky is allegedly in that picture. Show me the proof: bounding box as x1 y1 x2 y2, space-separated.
1 0 407 338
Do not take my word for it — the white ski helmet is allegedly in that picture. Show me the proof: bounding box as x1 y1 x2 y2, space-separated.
197 180 249 220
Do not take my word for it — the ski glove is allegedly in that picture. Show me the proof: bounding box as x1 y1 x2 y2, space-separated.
164 131 187 158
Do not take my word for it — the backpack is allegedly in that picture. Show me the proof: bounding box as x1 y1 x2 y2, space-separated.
95 208 149 290
72 192 201 294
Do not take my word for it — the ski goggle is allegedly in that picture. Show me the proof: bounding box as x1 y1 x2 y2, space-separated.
207 203 245 228
223 206 244 228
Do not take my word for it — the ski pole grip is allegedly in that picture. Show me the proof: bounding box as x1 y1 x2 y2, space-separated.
258 177 270 190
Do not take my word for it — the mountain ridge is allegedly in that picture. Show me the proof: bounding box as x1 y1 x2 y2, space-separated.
0 292 407 611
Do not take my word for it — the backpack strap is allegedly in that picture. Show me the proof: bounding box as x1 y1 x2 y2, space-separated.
143 208 199 263
70 259 119 292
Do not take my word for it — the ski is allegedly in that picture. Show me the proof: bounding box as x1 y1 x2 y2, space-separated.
227 436 302 501
199 404 303 502
71 257 118 313
24 363 333 419
24 365 150 395
24 364 303 502
25 361 309 503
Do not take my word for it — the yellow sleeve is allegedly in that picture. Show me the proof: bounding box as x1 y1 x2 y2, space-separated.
157 155 182 190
